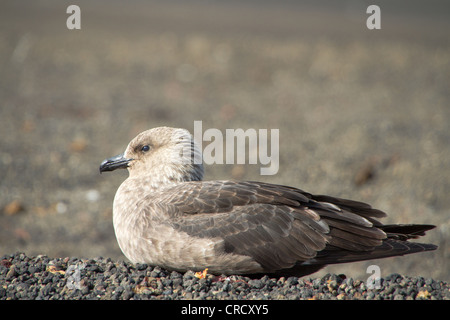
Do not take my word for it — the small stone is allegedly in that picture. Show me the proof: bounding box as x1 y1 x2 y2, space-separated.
248 279 263 289
6 266 17 280
69 137 87 152
416 290 431 300
3 200 25 215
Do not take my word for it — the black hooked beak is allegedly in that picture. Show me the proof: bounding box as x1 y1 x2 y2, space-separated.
99 153 133 173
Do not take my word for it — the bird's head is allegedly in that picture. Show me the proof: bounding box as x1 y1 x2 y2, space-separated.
99 127 204 186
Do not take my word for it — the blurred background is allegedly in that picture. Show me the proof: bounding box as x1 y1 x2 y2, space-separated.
0 0 449 281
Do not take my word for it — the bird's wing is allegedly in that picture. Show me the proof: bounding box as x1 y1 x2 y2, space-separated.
149 180 389 272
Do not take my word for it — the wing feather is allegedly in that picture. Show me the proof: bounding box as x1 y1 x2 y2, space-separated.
146 180 435 274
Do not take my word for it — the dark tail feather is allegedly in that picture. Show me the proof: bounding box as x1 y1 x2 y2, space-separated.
267 239 437 277
283 225 438 277
380 224 436 240
304 238 437 266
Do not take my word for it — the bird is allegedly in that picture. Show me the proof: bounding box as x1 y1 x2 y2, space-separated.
99 126 437 277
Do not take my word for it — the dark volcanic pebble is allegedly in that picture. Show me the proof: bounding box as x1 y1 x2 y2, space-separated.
0 252 448 300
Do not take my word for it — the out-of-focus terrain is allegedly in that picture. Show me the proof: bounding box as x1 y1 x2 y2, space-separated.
0 0 449 281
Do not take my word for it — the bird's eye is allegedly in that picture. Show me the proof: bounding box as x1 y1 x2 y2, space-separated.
141 145 150 152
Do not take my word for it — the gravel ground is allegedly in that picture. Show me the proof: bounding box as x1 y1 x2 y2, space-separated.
1 252 449 300
0 0 449 298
